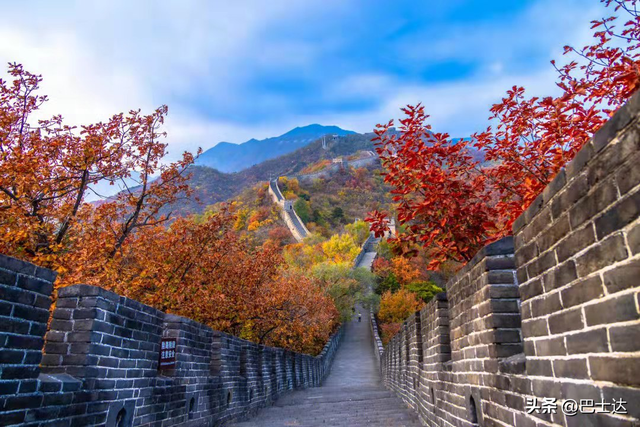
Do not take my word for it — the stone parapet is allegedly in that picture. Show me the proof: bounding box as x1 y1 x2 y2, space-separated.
0 255 344 427
378 91 640 426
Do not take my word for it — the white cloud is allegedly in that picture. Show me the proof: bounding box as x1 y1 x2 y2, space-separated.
0 0 615 165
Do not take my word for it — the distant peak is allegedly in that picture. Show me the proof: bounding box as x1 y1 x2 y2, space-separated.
281 124 353 138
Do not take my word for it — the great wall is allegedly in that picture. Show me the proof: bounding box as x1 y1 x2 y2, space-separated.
0 93 639 426
267 178 310 242
267 149 380 243
371 92 640 426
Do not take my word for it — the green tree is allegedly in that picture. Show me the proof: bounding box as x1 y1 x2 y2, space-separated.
331 207 344 221
376 272 400 295
294 198 312 223
405 281 444 303
312 262 367 321
345 220 370 246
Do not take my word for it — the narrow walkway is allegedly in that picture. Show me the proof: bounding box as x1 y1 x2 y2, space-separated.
354 236 379 270
229 309 420 427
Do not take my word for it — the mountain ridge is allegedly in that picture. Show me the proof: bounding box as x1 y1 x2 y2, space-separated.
195 124 355 173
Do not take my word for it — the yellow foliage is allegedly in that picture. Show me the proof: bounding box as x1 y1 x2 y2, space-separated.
378 289 424 325
321 233 360 263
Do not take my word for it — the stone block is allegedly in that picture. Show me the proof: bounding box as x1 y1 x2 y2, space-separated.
589 356 640 387
584 293 638 326
603 258 640 294
595 189 640 240
569 178 618 229
560 275 605 308
552 358 589 379
552 173 589 219
609 323 640 352
576 233 628 277
566 328 609 355
548 308 583 334
542 260 577 292
534 336 566 356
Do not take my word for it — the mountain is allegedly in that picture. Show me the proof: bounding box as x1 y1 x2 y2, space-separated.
195 124 356 173
169 132 377 216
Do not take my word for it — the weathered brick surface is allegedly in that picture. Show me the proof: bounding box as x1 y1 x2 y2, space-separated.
0 254 343 427
376 92 640 426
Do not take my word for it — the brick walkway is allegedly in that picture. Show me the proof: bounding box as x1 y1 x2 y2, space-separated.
229 309 420 427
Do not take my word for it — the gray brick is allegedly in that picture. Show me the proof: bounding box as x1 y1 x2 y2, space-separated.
556 224 596 263
576 233 628 277
526 250 556 279
566 328 609 354
537 215 570 253
519 278 543 300
552 173 589 219
602 385 640 419
522 318 548 338
542 260 577 292
569 178 618 229
17 275 53 297
548 308 583 334
589 356 640 387
584 293 638 326
630 221 640 254
526 359 553 377
560 275 604 308
534 336 565 356
552 358 589 379
595 189 640 240
603 258 640 294
609 323 640 352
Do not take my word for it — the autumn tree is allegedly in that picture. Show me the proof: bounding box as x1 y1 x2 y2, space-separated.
0 63 196 274
0 63 340 355
368 0 640 268
377 289 424 344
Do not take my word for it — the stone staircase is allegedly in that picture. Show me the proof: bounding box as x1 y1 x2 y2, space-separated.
228 310 421 427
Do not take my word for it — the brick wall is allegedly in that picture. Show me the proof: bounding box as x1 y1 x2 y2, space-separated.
377 92 640 426
0 256 344 427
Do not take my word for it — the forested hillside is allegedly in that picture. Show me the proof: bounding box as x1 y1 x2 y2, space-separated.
174 132 379 214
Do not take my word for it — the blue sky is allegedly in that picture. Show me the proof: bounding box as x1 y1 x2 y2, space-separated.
0 0 610 161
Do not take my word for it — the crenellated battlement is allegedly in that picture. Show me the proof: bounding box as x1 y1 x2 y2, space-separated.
0 257 343 427
374 92 640 426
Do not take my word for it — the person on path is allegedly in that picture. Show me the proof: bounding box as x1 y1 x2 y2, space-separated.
358 313 362 322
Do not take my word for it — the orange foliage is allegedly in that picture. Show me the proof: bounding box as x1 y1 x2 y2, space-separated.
378 289 424 325
377 289 424 344
380 322 401 346
372 257 392 276
390 257 420 286
0 64 338 354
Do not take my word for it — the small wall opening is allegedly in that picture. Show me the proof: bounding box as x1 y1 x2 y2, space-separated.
188 397 195 419
226 391 232 407
469 395 480 425
249 388 253 402
115 409 126 427
106 401 133 427
431 388 436 406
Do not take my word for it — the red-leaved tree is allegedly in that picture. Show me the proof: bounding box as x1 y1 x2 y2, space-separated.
368 0 640 268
